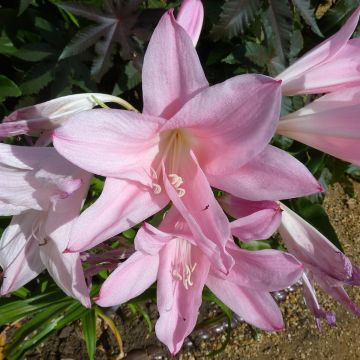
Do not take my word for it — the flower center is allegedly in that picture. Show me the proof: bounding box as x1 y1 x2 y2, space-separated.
172 238 197 290
150 129 193 197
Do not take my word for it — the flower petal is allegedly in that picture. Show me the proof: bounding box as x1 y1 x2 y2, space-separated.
176 0 204 46
220 196 281 241
0 144 88 212
53 109 164 179
278 87 360 166
224 243 303 291
156 240 209 354
95 251 159 307
279 203 353 282
302 273 336 329
207 275 284 331
278 7 360 95
39 240 90 307
164 75 282 174
0 213 44 295
142 11 208 118
0 93 128 137
66 177 169 252
208 145 321 201
162 152 233 274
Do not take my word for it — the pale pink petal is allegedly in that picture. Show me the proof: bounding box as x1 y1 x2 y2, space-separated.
39 240 90 307
53 109 165 179
279 203 353 282
0 144 89 212
278 7 360 95
162 152 233 275
176 0 204 46
164 75 281 174
302 273 336 328
142 11 208 118
230 209 282 242
224 243 303 291
208 145 321 201
220 196 281 241
0 214 44 295
207 275 284 331
317 277 360 317
135 223 174 256
1 93 127 136
288 39 360 94
66 178 169 252
156 240 210 354
95 251 159 307
278 87 360 166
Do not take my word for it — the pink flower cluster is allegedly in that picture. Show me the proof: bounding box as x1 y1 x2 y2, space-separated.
0 1 360 354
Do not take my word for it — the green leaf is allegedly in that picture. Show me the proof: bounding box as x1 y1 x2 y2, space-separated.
289 29 304 60
0 290 67 325
81 308 97 360
245 42 269 67
13 43 53 62
319 0 359 35
240 240 272 250
0 75 22 100
291 198 343 251
292 0 323 37
266 0 293 65
18 0 34 16
20 63 54 95
211 0 262 39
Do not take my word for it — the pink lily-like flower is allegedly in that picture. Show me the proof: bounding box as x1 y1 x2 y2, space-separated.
177 0 204 46
277 6 360 95
220 194 282 242
0 93 136 145
278 203 360 327
52 12 320 270
0 144 91 307
277 86 360 166
95 208 303 354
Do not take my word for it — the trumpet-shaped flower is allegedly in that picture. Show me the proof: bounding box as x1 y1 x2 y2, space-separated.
95 208 303 354
0 93 135 145
177 0 204 46
277 7 360 95
52 11 320 269
0 144 91 307
277 87 360 166
278 203 360 327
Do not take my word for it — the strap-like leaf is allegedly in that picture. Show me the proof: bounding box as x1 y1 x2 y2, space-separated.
211 0 263 40
81 308 97 360
292 0 323 37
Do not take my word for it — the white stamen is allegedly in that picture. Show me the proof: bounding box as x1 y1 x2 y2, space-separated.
152 183 162 194
168 173 186 197
172 239 197 290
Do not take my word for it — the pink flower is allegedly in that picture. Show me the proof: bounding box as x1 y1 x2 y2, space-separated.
277 7 360 95
177 0 204 46
95 208 303 354
279 203 360 327
52 12 320 269
0 144 91 307
0 93 135 145
277 87 360 166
